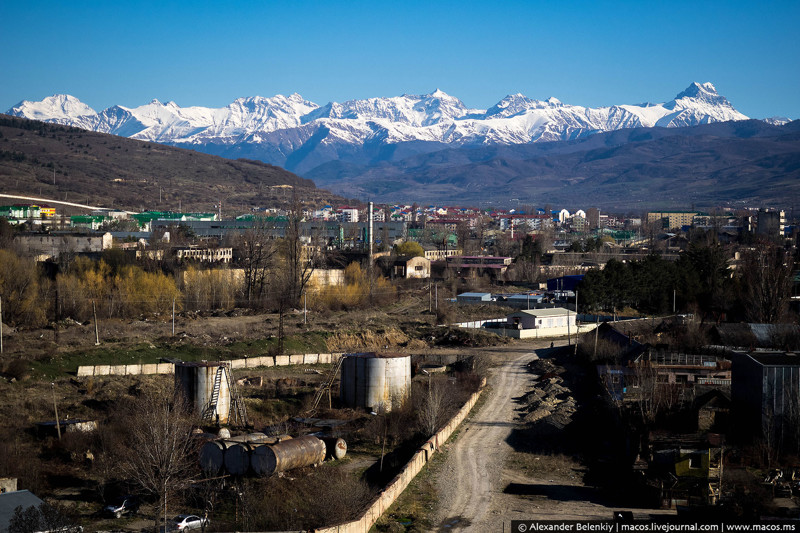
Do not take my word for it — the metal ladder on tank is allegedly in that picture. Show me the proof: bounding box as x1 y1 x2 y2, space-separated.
225 363 249 428
306 354 345 416
200 363 249 427
201 366 225 423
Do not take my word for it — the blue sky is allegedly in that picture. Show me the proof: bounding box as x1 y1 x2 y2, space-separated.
2 0 798 119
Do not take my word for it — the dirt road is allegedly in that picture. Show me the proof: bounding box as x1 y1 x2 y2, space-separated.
433 340 675 531
434 341 550 531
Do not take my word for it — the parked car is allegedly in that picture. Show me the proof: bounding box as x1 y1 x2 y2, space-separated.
103 496 140 518
170 515 209 531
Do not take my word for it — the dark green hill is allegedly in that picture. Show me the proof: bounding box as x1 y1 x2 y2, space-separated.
307 120 800 209
0 115 340 212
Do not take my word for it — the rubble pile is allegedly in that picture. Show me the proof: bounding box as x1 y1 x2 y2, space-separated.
519 358 577 432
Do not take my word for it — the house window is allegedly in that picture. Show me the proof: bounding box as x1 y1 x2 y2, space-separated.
415 266 423 271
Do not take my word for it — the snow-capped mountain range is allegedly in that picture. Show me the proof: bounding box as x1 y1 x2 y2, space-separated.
7 83 750 173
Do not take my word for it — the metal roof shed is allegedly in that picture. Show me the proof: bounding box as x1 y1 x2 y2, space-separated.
456 292 493 303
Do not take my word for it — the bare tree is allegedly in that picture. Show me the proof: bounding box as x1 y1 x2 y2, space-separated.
416 376 450 436
116 387 198 531
629 360 681 427
238 222 278 307
455 221 471 254
740 241 794 323
281 196 316 309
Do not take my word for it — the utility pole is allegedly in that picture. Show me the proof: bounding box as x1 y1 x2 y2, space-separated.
435 283 438 311
368 202 374 300
172 298 176 336
574 290 579 356
673 289 676 314
52 383 61 440
92 300 100 345
0 296 3 354
304 291 307 325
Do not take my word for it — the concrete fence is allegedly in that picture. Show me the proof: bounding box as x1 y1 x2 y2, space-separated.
315 378 485 533
76 353 344 377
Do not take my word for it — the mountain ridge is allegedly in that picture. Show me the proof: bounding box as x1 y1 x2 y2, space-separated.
8 83 751 174
0 115 343 213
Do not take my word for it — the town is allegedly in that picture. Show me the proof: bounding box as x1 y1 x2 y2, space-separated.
0 196 798 531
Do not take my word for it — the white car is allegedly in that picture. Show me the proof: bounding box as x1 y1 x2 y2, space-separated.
170 515 209 531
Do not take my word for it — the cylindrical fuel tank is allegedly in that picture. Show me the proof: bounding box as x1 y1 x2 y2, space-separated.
226 432 269 443
224 441 263 476
174 361 232 424
199 440 228 475
250 435 326 476
321 437 347 460
340 352 411 413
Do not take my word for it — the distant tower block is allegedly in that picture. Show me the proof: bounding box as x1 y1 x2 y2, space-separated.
175 361 232 424
340 352 411 413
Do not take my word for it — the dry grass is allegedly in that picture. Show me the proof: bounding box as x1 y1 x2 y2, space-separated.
507 451 584 481
326 327 421 352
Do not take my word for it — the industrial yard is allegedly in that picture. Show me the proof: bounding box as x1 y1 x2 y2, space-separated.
0 300 497 532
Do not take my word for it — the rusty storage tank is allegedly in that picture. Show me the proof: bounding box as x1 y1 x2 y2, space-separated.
224 441 263 476
250 435 326 476
199 440 229 475
321 437 347 460
174 361 232 424
340 352 411 413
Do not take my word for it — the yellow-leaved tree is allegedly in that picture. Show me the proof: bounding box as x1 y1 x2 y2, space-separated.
0 249 46 327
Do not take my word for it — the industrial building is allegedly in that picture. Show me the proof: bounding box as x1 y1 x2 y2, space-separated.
378 255 431 279
13 232 113 260
731 351 800 447
445 255 513 278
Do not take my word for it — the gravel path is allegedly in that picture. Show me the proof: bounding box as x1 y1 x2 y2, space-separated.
431 340 676 531
434 340 553 531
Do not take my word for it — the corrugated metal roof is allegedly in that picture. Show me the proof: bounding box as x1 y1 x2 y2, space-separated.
749 323 800 346
0 490 45 531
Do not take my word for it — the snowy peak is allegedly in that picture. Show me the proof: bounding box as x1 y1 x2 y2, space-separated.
5 83 757 171
304 90 470 127
10 94 97 121
672 81 733 108
675 81 717 98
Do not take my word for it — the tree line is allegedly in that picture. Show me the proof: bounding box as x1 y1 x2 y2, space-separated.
577 236 796 323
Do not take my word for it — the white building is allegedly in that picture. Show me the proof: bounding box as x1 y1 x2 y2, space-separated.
506 308 576 330
340 208 359 223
